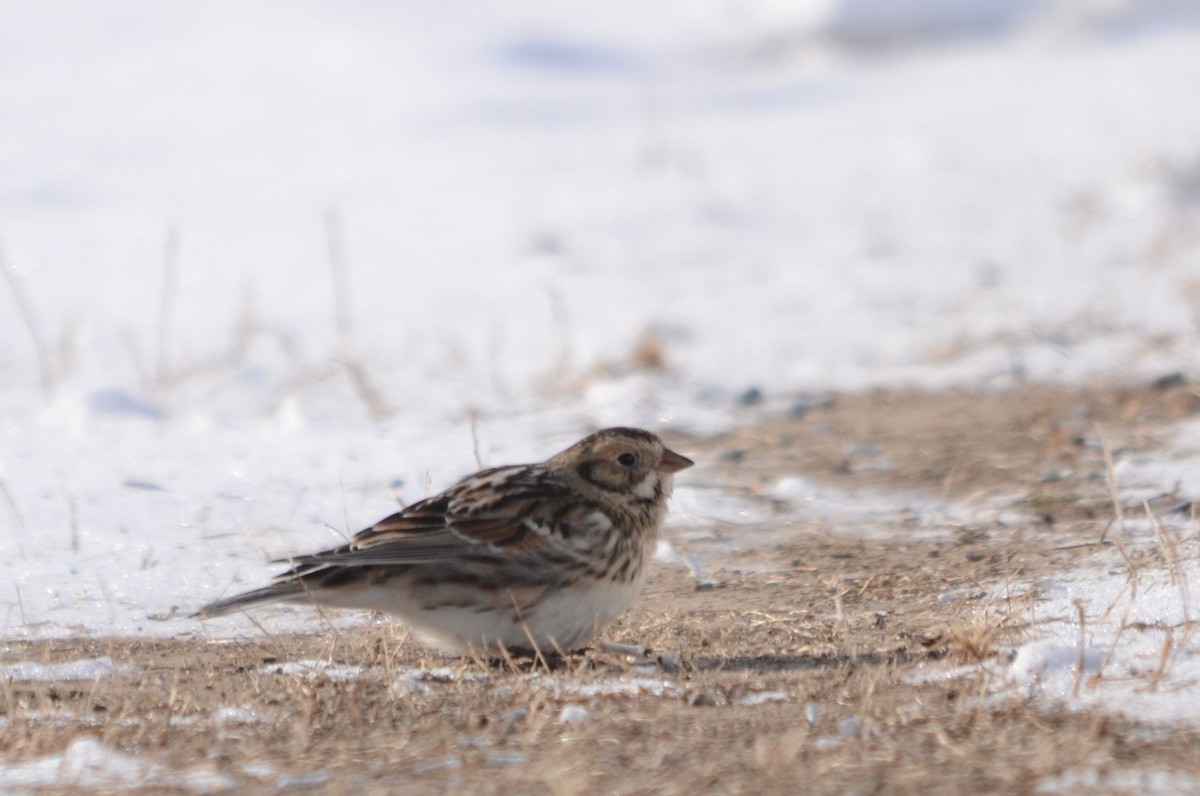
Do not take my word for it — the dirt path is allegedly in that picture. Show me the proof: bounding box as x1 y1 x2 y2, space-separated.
3 380 1199 794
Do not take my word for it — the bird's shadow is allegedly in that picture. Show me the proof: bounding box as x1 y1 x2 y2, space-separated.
483 647 934 676
686 649 928 674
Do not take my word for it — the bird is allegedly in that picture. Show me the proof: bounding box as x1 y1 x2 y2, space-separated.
196 427 693 657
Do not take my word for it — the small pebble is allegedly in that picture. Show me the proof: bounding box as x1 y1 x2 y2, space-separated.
739 386 765 407
656 652 683 674
1153 372 1186 390
497 706 528 730
789 401 812 418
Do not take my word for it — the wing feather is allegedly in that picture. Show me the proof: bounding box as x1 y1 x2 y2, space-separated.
273 466 606 572
197 451 635 619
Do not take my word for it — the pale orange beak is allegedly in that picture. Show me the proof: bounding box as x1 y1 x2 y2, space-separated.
657 448 694 473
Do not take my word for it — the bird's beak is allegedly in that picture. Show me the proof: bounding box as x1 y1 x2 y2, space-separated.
657 448 694 473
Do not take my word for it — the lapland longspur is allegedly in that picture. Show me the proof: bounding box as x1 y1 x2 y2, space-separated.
197 427 693 656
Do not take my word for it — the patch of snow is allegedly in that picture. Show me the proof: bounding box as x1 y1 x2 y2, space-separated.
212 705 266 725
1 657 123 681
277 771 333 789
1009 640 1105 683
242 762 276 779
738 690 791 706
977 420 1200 725
995 546 1200 723
914 482 1200 726
0 737 235 792
901 662 986 686
558 703 594 727
543 676 686 699
260 660 366 681
1034 765 1200 795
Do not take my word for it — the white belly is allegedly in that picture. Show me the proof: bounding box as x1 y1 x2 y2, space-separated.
342 573 646 656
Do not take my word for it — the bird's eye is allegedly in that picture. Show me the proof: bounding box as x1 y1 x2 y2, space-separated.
616 452 637 468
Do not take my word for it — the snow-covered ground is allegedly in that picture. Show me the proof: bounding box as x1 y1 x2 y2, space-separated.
2 0 1200 728
993 418 1200 723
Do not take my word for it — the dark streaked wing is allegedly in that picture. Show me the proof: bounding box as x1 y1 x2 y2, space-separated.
275 465 597 570
197 466 587 617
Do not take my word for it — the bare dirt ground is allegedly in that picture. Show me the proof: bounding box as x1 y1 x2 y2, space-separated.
3 380 1200 794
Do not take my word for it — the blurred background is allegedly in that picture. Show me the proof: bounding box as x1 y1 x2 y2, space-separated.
2 0 1200 634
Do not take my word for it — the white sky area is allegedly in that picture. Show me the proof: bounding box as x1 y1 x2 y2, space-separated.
2 0 1200 741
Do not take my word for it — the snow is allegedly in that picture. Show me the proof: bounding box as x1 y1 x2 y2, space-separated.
738 690 792 706
1034 766 1200 795
997 526 1200 723
558 703 594 727
260 659 367 681
1009 640 1105 684
210 705 265 725
0 737 234 792
944 417 1198 726
0 656 122 681
542 675 686 699
769 474 996 539
2 0 1200 736
900 417 1200 725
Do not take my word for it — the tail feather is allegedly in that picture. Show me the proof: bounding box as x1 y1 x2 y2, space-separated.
193 580 307 618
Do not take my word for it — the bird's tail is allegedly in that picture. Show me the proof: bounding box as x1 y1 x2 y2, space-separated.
192 580 308 619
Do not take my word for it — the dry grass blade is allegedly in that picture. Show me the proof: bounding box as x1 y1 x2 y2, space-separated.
324 207 390 420
1145 500 1192 625
0 243 54 396
155 227 181 387
0 478 23 531
1072 598 1087 698
1098 428 1124 544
